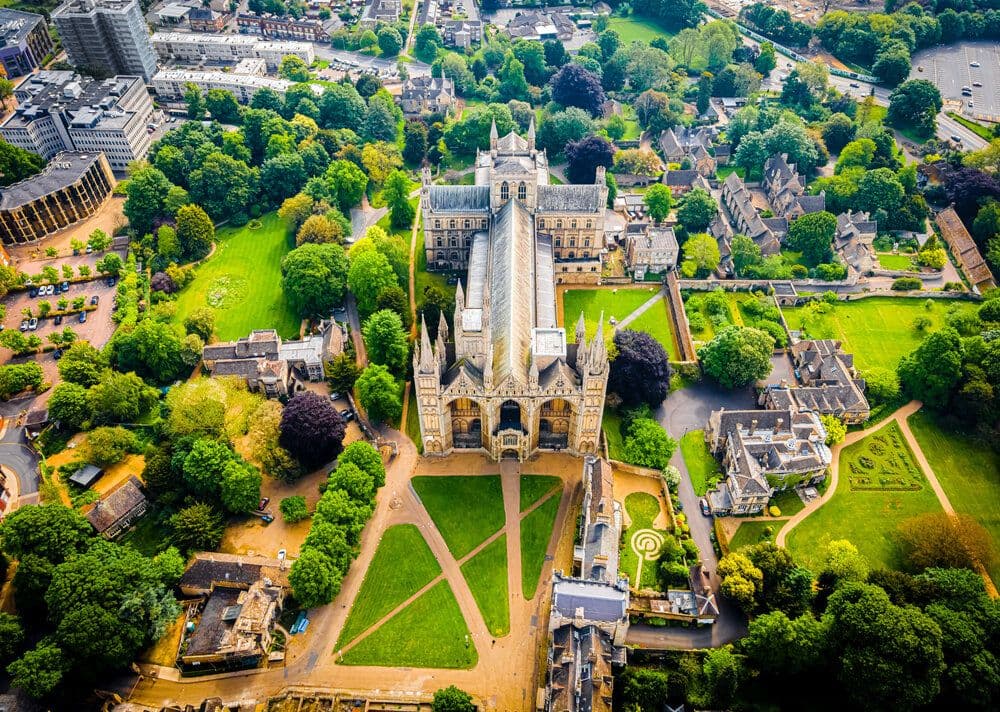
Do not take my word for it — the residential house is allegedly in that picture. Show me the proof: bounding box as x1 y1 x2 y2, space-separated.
601 99 622 119
659 127 716 176
720 172 781 255
764 339 870 424
625 224 678 279
188 7 230 32
443 20 481 48
662 169 710 196
573 457 621 583
359 0 400 28
178 552 290 597
704 408 831 515
400 74 455 116
834 210 876 276
936 206 996 292
507 10 575 41
763 153 825 219
85 475 148 539
201 321 343 398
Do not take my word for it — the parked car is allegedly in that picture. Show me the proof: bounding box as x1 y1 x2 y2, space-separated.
19 320 29 332
330 392 343 401
699 498 711 516
90 295 99 305
28 287 38 298
277 549 287 561
85 245 93 254
970 60 981 67
340 408 355 422
60 281 69 293
849 82 859 88
54 315 63 325
27 318 38 331
53 349 62 360
952 135 963 143
973 81 983 87
261 513 274 524
43 284 54 296
78 311 87 323
106 276 116 287
258 497 270 511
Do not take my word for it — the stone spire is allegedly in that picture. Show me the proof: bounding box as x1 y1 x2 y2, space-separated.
528 353 539 390
527 115 536 151
589 313 607 372
455 278 465 310
575 311 586 346
438 310 449 343
489 117 498 150
419 315 436 373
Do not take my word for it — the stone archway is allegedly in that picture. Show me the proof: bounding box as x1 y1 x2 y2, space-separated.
499 400 523 431
538 398 573 450
449 398 483 449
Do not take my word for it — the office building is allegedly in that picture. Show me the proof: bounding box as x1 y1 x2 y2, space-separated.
151 31 314 70
0 9 54 78
0 151 115 245
51 0 157 82
1 71 153 171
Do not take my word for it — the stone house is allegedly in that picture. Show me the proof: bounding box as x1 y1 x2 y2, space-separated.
400 74 455 116
659 127 716 176
720 172 781 255
763 153 825 220
625 224 678 279
85 476 148 539
834 210 877 276
662 169 710 196
763 339 870 424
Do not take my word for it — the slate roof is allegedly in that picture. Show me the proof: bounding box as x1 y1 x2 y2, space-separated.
536 185 603 213
549 624 614 712
490 198 535 384
401 75 454 101
427 185 490 212
86 476 146 534
552 578 628 622
179 553 290 594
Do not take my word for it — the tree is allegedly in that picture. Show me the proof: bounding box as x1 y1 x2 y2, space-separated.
564 135 614 184
182 438 234 497
48 382 91 430
88 371 159 424
169 502 224 552
699 325 775 388
730 234 762 276
85 426 135 467
87 228 111 252
608 329 671 408
742 611 825 676
873 47 911 87
537 108 594 157
289 547 342 607
356 363 401 424
821 414 846 446
281 242 349 317
618 668 669 712
822 112 855 154
184 82 205 119
377 26 402 57
718 551 764 611
175 203 215 261
856 168 904 217
550 64 606 117
338 440 386 488
280 392 346 468
755 40 777 74
432 686 475 712
676 188 717 233
280 495 310 523
327 159 368 213
279 54 310 81
6 641 67 698
124 166 171 236
279 192 315 232
326 352 359 394
897 327 963 409
623 418 677 469
183 307 215 342
109 318 192 384
261 152 307 203
189 153 259 221
0 363 43 400
682 232 721 276
0 138 44 187
862 367 900 404
363 309 408 375
887 80 942 137
0 503 92 564
0 612 24 665
383 170 414 229
414 24 442 62
644 184 673 223
613 148 662 176
204 88 240 123
403 120 428 164
819 539 869 585
897 512 995 573
348 249 398 317
220 461 263 514
697 71 713 115
296 214 339 246
56 341 106 387
786 210 836 266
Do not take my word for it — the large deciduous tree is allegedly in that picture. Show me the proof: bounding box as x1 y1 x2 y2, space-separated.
281 242 349 317
550 64 606 117
279 392 346 469
897 327 963 409
786 210 836 266
348 249 398 317
608 329 671 408
676 188 717 234
362 309 409 375
564 135 614 184
887 80 942 137
699 325 775 388
356 363 401 424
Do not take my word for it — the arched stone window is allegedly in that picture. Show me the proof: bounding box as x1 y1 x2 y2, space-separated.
517 182 527 200
500 182 509 200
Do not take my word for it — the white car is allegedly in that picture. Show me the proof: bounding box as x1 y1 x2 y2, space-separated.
277 549 287 561
970 61 981 67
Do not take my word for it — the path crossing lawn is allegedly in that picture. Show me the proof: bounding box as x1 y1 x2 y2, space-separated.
460 535 510 636
338 580 478 669
608 16 677 43
680 430 723 497
785 424 943 572
172 211 300 341
335 524 441 648
627 302 680 360
907 411 1000 585
520 494 560 599
412 475 505 558
729 520 780 551
780 297 980 371
563 287 661 343
520 475 561 511
619 492 671 590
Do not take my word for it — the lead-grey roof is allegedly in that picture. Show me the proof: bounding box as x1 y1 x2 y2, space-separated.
490 198 535 384
552 579 628 622
534 232 556 328
427 185 490 212
462 230 490 332
536 185 602 213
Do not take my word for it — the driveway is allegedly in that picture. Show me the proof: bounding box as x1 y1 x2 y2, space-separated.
0 421 40 501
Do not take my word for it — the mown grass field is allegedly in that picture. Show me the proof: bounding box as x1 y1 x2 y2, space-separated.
680 430 723 497
620 492 671 590
780 297 979 371
336 524 441 648
520 475 561 511
412 475 505 558
521 494 560 599
460 535 510 636
627 302 680 360
608 16 677 44
563 287 661 343
602 407 626 462
907 410 1000 585
338 580 477 668
729 520 779 551
172 211 300 341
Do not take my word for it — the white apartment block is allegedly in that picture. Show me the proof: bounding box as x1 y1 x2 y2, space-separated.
151 31 314 70
151 67 322 104
52 0 157 82
1 71 153 172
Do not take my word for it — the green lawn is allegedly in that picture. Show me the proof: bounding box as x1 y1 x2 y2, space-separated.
786 422 943 572
172 211 300 341
521 494 560 599
338 580 477 668
413 211 455 307
907 411 1000 585
877 253 918 271
563 287 661 343
729 520 780 551
336 524 441 647
520 475 561 511
680 430 723 497
608 16 677 44
603 407 626 462
769 489 805 517
947 112 994 141
626 301 680 360
715 166 746 181
620 492 670 590
412 476 505 558
460 535 509 636
780 297 979 371
405 392 423 454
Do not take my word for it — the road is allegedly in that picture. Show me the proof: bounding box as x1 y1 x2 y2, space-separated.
623 382 753 650
0 407 41 505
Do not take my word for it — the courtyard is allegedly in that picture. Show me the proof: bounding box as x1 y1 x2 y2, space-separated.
171 211 301 342
561 286 679 358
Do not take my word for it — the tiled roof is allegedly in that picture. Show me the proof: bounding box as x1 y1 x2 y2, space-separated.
427 185 490 211
536 185 603 212
86 476 146 533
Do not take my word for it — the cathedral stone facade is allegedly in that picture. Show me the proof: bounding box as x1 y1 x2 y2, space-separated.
413 122 610 461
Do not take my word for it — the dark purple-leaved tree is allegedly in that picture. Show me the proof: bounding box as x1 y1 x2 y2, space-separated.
608 329 672 408
944 167 1000 227
279 392 346 469
565 135 615 184
550 64 606 117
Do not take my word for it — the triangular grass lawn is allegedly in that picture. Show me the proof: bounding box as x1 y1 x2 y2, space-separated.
520 474 561 512
336 524 441 648
412 475 505 558
460 535 509 636
520 493 560 599
337 580 478 669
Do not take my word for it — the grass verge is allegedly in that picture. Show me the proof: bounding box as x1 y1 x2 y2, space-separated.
680 430 723 497
521 494 560 599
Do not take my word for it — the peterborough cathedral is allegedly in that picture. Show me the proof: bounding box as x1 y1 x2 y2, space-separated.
412 121 611 461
